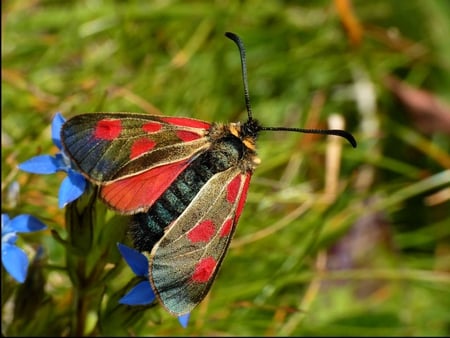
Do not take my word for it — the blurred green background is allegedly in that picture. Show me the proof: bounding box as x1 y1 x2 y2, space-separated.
2 0 449 336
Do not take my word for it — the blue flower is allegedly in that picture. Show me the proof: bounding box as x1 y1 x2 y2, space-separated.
2 214 47 283
18 113 86 208
117 243 190 328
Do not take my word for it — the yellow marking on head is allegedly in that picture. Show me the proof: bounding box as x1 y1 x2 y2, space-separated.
229 123 240 137
243 138 256 151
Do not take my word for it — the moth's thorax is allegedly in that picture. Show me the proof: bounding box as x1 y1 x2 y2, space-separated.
208 122 261 172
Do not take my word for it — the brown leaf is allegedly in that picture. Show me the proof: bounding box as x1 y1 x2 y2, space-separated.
334 0 363 47
384 75 450 134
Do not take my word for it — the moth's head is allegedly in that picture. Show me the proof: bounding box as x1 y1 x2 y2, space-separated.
207 122 261 172
230 119 262 152
229 122 261 171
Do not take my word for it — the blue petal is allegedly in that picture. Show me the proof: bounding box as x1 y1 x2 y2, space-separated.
2 243 29 283
2 214 11 228
9 214 47 233
2 232 18 245
52 112 66 150
54 153 70 171
178 313 190 328
58 172 86 208
2 213 13 236
117 243 149 277
18 155 60 174
119 280 156 305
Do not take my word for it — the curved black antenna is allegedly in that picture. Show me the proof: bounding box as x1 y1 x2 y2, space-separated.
225 32 357 148
261 126 357 148
225 32 254 121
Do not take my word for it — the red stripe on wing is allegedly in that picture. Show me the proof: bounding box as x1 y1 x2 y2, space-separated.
100 159 191 213
176 130 204 142
234 173 251 222
226 175 241 203
161 117 211 129
219 218 233 237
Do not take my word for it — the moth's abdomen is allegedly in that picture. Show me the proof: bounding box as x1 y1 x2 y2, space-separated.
130 134 245 252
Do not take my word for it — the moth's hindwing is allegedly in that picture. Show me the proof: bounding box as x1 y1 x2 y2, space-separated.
148 168 252 315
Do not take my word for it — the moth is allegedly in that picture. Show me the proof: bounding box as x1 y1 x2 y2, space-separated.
61 32 356 317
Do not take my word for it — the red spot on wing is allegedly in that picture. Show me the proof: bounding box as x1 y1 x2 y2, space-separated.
142 121 162 133
226 175 242 203
219 218 233 237
235 174 251 221
176 130 202 142
161 117 211 129
100 160 190 213
192 257 217 283
187 220 216 243
130 138 156 159
94 119 122 140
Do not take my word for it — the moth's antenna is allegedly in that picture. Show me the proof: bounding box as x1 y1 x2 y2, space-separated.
261 125 357 147
225 32 254 121
225 32 357 148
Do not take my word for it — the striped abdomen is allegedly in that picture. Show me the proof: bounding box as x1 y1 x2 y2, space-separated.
130 135 244 252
